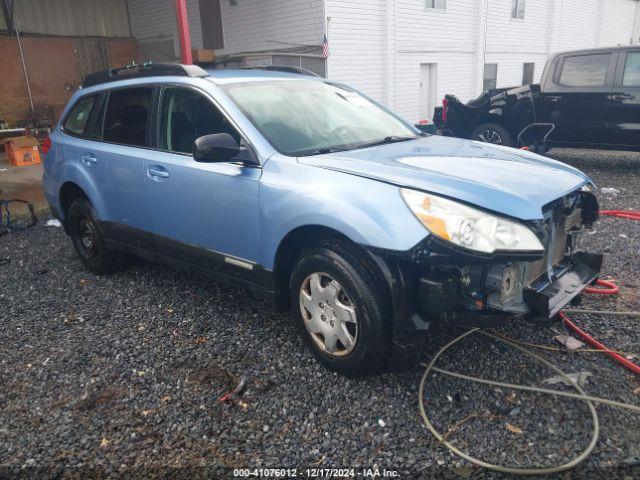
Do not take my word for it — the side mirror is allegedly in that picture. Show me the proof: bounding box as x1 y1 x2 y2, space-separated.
193 133 240 162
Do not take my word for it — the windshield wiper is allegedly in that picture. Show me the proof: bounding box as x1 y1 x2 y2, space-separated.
296 146 350 156
355 135 418 150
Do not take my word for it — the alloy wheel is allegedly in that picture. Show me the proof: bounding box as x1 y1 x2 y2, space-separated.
475 129 503 145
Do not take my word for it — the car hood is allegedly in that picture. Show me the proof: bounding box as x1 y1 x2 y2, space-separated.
298 136 591 220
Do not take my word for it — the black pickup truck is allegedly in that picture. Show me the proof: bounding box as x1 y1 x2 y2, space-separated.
435 45 640 153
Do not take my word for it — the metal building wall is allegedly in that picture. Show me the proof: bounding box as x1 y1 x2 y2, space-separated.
6 0 131 37
127 0 203 62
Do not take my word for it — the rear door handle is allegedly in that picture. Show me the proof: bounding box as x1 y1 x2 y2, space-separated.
147 166 170 180
546 96 562 103
81 154 98 166
611 93 636 101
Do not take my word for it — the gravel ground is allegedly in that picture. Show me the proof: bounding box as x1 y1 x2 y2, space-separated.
1 148 639 479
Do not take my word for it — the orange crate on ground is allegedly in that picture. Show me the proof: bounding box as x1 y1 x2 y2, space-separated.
2 136 42 167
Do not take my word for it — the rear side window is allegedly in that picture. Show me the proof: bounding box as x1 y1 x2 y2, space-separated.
559 54 610 87
64 96 95 136
103 87 153 147
623 53 640 87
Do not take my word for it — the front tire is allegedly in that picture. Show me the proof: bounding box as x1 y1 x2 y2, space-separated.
470 122 513 147
289 241 391 376
67 198 126 274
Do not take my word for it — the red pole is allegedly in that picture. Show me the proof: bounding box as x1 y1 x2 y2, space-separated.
174 0 192 64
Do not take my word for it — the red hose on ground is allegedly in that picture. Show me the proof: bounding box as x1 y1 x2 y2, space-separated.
584 279 619 295
600 210 640 221
559 209 640 375
560 313 640 375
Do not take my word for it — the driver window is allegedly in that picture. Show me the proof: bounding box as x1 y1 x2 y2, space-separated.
159 87 241 154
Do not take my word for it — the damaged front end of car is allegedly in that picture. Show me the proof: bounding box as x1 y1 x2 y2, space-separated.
370 186 602 347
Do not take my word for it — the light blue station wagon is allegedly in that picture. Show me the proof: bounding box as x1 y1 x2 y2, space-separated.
43 64 601 375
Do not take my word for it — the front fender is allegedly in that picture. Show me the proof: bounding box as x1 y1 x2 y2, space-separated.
259 157 428 270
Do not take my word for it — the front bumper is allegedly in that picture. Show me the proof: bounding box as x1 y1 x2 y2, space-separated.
524 252 602 318
369 188 602 345
373 245 603 342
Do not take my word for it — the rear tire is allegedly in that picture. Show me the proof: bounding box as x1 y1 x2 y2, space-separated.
289 240 392 376
67 198 126 274
470 123 513 147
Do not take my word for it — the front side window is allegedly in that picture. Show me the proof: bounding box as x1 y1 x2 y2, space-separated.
425 0 445 9
64 96 95 136
559 54 611 87
103 87 153 147
483 63 498 92
622 53 640 87
511 0 525 19
158 87 241 154
223 80 417 156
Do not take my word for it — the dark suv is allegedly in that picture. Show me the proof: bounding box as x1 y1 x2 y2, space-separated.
436 46 640 152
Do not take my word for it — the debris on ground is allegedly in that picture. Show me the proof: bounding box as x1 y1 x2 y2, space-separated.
218 375 248 402
45 219 62 227
505 422 524 434
542 371 593 387
554 334 586 350
601 187 619 196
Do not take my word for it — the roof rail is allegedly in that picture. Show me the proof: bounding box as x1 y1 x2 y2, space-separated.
243 65 320 77
83 62 209 88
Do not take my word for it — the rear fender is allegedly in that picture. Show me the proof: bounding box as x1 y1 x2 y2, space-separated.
56 162 108 221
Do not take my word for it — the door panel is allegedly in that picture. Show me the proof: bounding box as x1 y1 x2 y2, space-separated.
61 91 151 236
96 87 154 237
609 50 640 147
146 86 261 271
145 152 261 264
541 52 615 145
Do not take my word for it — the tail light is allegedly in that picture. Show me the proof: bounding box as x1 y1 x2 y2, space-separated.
42 136 52 154
441 98 448 124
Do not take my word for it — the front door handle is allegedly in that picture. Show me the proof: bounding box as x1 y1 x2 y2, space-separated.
147 166 170 180
611 93 636 101
546 96 562 103
81 154 98 166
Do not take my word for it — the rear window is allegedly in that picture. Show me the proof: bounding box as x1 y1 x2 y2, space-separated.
103 87 153 147
559 54 610 87
64 96 95 136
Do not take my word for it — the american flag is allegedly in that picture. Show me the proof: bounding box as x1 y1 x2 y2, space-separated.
321 34 330 59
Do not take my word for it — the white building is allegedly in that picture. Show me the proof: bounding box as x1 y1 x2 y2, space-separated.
128 0 640 123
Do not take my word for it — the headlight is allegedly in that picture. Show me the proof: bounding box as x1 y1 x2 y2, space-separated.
401 189 544 253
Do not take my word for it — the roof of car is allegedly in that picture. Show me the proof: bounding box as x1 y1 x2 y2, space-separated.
550 45 640 57
81 63 323 90
205 68 321 85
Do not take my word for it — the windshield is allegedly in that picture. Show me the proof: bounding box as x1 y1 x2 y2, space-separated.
222 80 419 156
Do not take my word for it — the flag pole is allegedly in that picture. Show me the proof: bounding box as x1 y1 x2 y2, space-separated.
325 16 331 79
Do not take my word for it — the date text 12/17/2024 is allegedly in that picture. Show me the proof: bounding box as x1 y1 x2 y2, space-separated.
233 468 400 478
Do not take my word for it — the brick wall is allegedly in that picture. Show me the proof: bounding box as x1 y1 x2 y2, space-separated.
0 36 140 126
